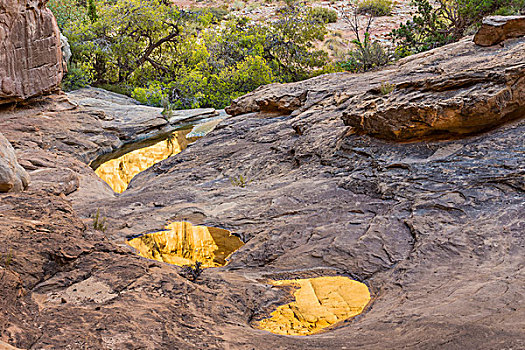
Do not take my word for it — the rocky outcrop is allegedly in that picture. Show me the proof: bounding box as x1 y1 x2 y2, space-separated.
67 88 221 168
228 35 525 141
0 132 29 192
0 0 63 104
0 25 524 350
474 15 525 46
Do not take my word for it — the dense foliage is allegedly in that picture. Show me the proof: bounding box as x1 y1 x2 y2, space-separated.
57 0 336 109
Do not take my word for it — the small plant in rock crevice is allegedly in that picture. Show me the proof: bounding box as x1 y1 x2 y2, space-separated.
230 174 252 188
161 97 174 122
181 261 203 282
1 251 13 269
92 208 107 232
380 81 394 95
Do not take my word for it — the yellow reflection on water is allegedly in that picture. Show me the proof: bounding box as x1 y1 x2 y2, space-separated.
257 276 371 336
95 130 195 193
127 222 244 268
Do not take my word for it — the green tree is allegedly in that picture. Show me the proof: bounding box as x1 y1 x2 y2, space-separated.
63 0 335 109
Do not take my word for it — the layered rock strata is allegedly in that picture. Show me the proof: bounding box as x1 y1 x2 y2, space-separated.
227 36 525 141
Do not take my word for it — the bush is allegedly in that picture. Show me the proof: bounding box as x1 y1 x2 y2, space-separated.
310 7 338 23
61 63 92 91
341 33 391 72
62 0 333 109
357 0 394 16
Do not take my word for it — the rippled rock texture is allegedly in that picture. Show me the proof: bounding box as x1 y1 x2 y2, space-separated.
0 33 524 349
0 0 63 103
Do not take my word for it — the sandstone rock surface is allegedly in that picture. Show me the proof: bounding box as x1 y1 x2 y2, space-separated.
0 132 29 192
228 36 525 141
0 0 63 103
474 15 525 46
67 88 220 169
0 33 524 350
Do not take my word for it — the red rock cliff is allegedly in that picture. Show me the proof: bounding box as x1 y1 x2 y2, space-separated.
0 0 63 103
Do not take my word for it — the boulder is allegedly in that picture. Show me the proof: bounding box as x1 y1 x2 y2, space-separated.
0 132 29 192
0 0 63 104
60 33 72 67
474 15 525 46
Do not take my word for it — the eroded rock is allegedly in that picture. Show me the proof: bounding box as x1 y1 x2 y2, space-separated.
0 132 29 192
67 88 219 142
0 0 63 103
228 35 525 141
474 15 525 46
0 30 524 350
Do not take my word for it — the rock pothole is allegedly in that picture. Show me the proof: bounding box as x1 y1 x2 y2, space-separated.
256 276 371 336
94 129 199 193
127 221 244 268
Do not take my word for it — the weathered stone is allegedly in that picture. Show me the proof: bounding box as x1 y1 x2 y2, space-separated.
474 15 525 46
0 0 63 104
228 35 525 141
66 88 221 171
67 88 219 142
0 132 29 192
0 30 524 350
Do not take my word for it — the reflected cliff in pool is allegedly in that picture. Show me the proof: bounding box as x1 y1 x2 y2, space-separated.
95 129 197 193
127 221 244 268
256 276 371 336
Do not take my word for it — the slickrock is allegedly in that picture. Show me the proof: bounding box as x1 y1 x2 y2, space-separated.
0 0 63 103
0 16 524 350
474 15 525 46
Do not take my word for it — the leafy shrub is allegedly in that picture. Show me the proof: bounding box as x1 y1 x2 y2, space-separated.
61 63 92 91
341 33 391 72
193 6 230 23
96 83 132 96
310 7 338 23
131 82 167 107
357 0 394 16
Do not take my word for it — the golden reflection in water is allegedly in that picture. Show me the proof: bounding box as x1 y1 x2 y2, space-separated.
127 222 244 268
256 276 371 336
95 130 195 193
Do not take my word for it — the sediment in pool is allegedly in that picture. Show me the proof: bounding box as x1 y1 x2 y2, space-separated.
127 221 244 268
256 276 371 336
